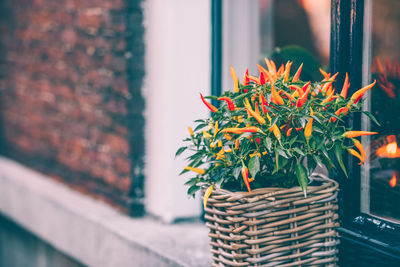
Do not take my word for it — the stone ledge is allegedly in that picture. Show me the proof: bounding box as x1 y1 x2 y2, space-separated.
0 157 211 267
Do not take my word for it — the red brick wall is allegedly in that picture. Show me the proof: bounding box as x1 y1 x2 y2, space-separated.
0 0 145 215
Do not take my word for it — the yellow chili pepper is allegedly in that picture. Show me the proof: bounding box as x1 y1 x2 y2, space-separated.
230 66 239 93
203 129 212 138
214 121 219 138
235 139 240 150
185 166 205 175
304 107 314 142
224 133 232 140
188 126 194 136
203 185 214 209
348 149 363 164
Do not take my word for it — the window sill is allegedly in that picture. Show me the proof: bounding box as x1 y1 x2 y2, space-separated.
0 157 211 267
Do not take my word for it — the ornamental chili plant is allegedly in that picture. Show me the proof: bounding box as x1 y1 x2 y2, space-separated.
176 60 379 198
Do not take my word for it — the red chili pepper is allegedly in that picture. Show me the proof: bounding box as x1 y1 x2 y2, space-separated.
296 82 311 107
259 71 266 85
259 92 269 113
217 97 235 111
241 166 252 193
200 93 218 112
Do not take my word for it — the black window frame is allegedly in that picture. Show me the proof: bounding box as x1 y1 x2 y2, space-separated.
330 0 400 261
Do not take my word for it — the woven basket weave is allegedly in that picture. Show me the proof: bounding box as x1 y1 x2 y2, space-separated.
204 174 339 267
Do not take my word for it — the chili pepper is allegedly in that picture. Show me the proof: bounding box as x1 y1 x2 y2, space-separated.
259 71 266 85
258 63 275 83
259 92 269 113
286 127 293 137
352 139 365 165
230 66 239 93
296 127 303 131
225 148 232 153
213 122 219 138
243 68 250 86
244 98 266 124
202 129 212 138
249 151 262 158
216 148 225 160
224 133 232 140
221 126 263 134
321 73 338 94
271 84 284 105
241 166 252 193
254 101 261 115
319 68 330 79
277 64 285 77
280 90 295 101
283 61 292 82
296 82 311 107
270 124 281 143
200 93 218 113
188 126 194 136
350 81 376 104
235 139 240 150
375 57 385 74
265 58 277 78
218 97 235 111
379 82 396 99
218 140 222 147
321 90 335 105
203 185 214 209
247 74 260 84
340 73 350 99
292 63 303 82
255 138 261 144
329 106 349 123
185 166 205 175
348 149 363 164
304 108 314 142
343 131 378 138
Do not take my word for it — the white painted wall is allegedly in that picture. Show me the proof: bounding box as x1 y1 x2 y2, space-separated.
143 0 211 222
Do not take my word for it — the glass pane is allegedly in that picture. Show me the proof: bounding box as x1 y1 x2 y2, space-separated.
223 0 330 91
362 0 400 222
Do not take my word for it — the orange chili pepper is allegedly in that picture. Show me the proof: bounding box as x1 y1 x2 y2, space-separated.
353 139 366 165
340 73 350 99
286 127 293 137
348 149 363 164
243 68 250 86
200 93 218 112
270 124 281 142
350 80 376 104
247 74 260 84
218 97 235 111
342 131 378 138
280 90 295 101
319 68 330 79
321 90 335 105
283 61 292 82
221 126 262 134
292 63 303 82
244 98 266 124
241 166 252 193
271 84 284 105
277 64 285 77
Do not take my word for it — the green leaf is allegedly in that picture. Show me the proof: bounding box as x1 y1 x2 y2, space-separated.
334 143 348 177
293 147 305 156
307 156 317 174
277 147 289 159
248 155 260 178
295 162 308 198
264 137 272 151
187 185 200 197
194 123 207 131
175 147 187 158
233 166 241 179
184 177 198 186
362 111 381 127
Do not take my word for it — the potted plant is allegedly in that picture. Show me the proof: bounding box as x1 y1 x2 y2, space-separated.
176 59 377 266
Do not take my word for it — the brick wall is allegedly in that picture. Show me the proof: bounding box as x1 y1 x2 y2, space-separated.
0 0 145 215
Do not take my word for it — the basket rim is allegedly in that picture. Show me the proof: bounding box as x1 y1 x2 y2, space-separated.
205 173 338 197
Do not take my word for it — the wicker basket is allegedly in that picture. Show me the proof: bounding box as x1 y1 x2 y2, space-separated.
204 174 339 266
